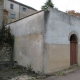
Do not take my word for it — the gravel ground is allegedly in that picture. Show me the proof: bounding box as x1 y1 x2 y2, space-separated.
0 65 79 80
0 66 37 80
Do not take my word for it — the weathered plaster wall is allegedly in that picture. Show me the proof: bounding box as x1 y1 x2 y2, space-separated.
9 11 44 73
7 8 80 74
44 8 80 74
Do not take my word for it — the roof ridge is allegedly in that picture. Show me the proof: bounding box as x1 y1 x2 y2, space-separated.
7 10 44 25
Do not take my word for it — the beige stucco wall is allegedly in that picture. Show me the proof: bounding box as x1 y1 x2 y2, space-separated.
14 34 43 73
43 8 80 74
9 11 44 73
78 45 80 65
44 44 70 74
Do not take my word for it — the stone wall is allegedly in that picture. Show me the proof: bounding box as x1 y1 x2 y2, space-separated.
0 44 12 61
0 0 3 28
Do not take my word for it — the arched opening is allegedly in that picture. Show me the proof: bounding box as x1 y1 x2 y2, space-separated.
70 34 77 65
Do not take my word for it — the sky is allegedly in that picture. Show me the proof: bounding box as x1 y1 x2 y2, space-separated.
16 0 80 12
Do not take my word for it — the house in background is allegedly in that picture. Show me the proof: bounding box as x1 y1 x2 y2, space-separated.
0 0 37 27
8 8 80 74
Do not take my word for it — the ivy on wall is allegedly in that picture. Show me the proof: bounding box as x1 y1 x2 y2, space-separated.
0 21 14 48
0 21 14 61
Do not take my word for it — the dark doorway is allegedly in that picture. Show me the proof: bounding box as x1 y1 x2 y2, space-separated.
70 34 77 65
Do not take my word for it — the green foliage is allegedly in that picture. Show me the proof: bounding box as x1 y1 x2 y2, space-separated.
27 64 33 73
55 71 65 76
0 21 14 50
41 0 54 10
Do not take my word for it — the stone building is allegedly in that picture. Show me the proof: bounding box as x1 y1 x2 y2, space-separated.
0 0 37 27
8 8 80 74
